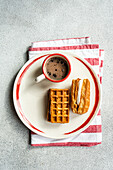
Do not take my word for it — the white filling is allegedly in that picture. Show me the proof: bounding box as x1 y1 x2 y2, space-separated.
77 79 83 105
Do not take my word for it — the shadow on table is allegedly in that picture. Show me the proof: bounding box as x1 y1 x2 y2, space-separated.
6 72 26 127
7 46 30 123
4 48 31 145
23 46 31 63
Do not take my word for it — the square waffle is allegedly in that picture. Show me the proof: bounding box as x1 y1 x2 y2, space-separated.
47 89 70 123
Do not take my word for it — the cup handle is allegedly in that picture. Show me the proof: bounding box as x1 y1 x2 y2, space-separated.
35 74 45 83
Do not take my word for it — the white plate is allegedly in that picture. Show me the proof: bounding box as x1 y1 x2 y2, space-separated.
13 51 101 139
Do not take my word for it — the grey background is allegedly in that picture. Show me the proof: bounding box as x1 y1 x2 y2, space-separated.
0 0 113 169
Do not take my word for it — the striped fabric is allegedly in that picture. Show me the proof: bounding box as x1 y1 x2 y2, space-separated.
29 37 104 147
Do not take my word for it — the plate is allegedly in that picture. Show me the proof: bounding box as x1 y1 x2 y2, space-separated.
13 51 101 139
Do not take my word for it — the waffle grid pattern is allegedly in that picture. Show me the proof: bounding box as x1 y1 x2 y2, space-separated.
49 89 69 123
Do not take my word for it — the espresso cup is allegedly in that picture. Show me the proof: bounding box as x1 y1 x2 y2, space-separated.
35 53 71 83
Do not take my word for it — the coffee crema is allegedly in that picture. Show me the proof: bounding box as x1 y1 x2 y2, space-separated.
46 57 68 80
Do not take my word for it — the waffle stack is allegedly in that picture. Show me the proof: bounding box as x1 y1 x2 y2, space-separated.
71 79 90 114
47 89 70 123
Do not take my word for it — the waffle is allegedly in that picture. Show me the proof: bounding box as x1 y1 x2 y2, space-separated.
71 78 90 114
47 89 70 123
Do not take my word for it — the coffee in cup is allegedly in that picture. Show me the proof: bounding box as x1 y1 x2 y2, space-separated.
35 53 71 83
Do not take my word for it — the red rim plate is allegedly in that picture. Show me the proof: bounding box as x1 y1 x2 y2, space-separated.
13 53 101 139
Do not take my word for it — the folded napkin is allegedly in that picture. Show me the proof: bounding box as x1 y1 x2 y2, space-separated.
29 37 104 147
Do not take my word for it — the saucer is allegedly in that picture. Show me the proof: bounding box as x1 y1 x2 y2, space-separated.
13 51 101 139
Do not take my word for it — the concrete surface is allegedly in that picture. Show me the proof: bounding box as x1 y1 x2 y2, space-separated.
0 0 113 170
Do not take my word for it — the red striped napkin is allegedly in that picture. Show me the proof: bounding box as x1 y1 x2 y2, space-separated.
29 37 104 147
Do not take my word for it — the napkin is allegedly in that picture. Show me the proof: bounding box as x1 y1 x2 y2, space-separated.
29 37 104 147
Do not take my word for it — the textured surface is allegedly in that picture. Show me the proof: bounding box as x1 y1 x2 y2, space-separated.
47 89 69 123
0 0 113 170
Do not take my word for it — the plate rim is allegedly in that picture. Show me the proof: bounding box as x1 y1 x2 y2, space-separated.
13 51 101 139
